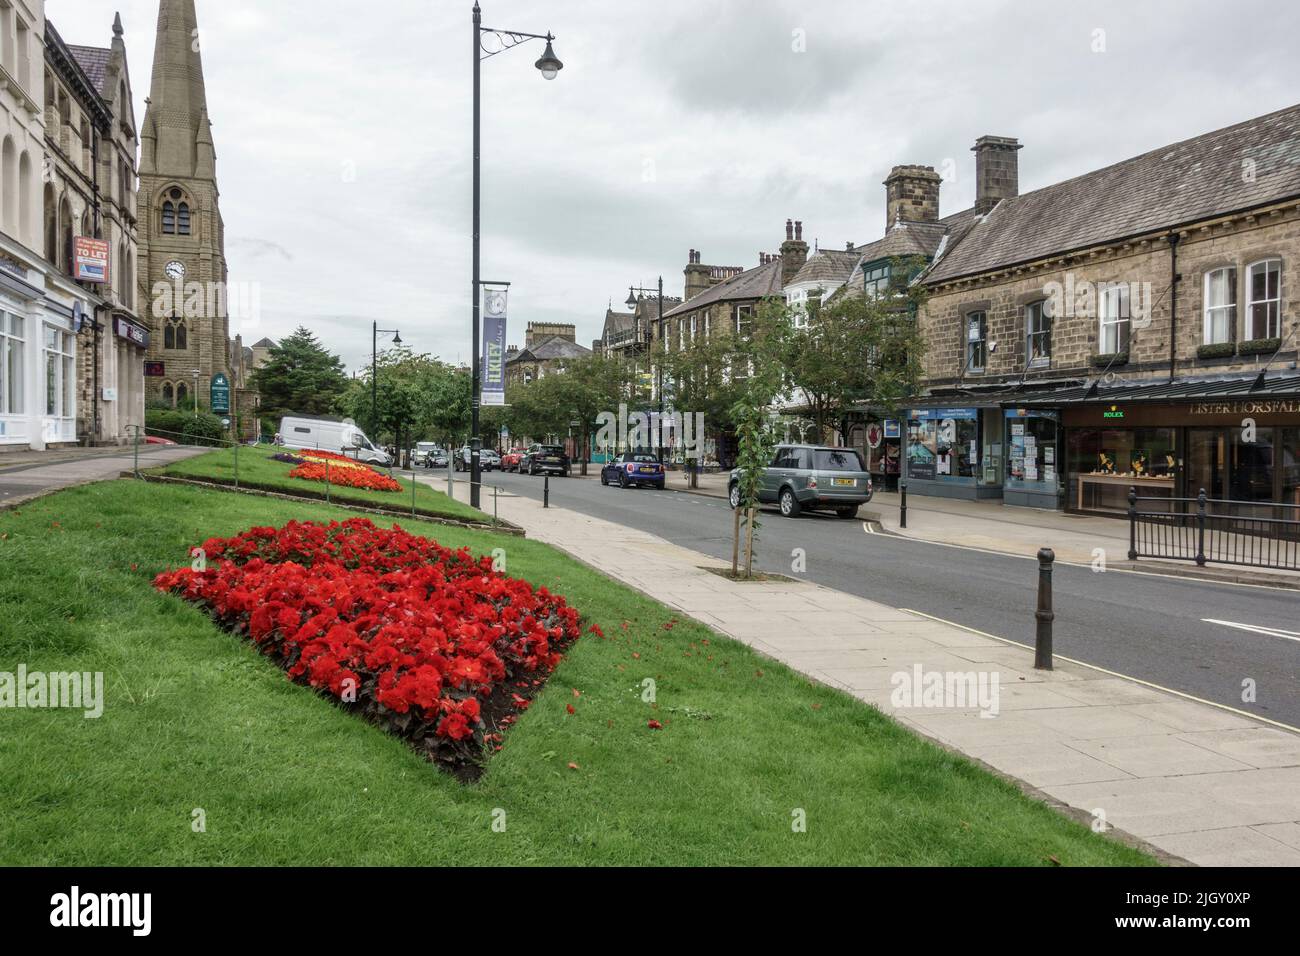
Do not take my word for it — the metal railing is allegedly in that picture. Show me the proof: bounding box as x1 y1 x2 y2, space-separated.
1128 487 1300 571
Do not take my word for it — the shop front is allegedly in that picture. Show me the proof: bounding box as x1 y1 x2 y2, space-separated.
904 406 1004 501
1004 408 1063 510
1062 398 1300 516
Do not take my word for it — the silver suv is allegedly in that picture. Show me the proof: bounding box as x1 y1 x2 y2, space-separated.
728 445 873 519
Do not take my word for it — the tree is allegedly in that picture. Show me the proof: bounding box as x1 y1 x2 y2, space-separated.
780 256 928 443
251 327 349 421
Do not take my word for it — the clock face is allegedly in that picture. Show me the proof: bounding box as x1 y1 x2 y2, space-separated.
165 260 187 281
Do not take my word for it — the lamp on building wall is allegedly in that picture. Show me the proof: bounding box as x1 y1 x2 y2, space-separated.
471 2 563 508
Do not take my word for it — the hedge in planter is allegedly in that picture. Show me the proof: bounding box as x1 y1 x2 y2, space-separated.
154 518 583 779
1196 342 1237 361
1238 337 1282 357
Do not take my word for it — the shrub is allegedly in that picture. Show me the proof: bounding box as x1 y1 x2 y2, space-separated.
154 519 583 777
1196 342 1237 360
146 408 228 447
1238 337 1282 357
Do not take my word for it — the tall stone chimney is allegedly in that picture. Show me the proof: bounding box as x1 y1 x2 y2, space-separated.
684 249 710 301
883 166 942 231
779 219 808 286
972 136 1022 215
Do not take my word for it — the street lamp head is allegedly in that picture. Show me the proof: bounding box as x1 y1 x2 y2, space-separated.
534 37 562 80
392 331 403 346
625 288 638 309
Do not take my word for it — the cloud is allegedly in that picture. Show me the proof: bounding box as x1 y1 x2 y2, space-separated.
46 0 1300 372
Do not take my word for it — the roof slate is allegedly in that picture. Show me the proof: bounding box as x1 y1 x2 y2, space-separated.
67 44 113 96
926 102 1300 284
663 257 785 319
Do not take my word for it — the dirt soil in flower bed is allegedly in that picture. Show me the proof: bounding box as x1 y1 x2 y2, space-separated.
153 517 584 782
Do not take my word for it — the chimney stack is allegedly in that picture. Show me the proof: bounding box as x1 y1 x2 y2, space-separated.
684 248 710 301
779 218 809 286
972 135 1022 216
883 165 942 231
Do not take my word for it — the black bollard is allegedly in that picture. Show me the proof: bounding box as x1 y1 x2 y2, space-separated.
900 480 908 529
1035 548 1055 670
544 474 550 509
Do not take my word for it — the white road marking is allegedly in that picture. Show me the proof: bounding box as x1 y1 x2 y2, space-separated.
1203 619 1300 644
903 608 1300 735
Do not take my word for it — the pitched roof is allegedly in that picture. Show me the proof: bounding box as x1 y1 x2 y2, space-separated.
837 217 966 297
926 102 1300 284
602 309 634 335
252 337 277 349
67 45 113 96
507 335 592 363
788 249 859 287
663 257 785 318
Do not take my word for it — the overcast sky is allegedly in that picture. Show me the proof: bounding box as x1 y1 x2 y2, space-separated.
49 0 1300 373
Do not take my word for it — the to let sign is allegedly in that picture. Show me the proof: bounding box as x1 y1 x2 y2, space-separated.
73 237 111 284
210 373 231 414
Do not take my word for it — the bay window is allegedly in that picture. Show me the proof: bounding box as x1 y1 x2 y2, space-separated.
43 325 75 419
1246 259 1281 340
0 312 24 415
1203 267 1237 344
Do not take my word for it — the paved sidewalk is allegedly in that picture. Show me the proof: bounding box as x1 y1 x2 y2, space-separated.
489 489 1300 866
0 445 207 508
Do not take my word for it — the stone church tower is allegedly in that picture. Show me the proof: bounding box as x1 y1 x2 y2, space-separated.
137 0 233 411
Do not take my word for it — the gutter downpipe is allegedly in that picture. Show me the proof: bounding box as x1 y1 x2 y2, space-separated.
1167 232 1181 384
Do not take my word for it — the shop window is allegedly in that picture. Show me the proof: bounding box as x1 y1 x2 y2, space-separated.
1006 413 1059 489
965 311 986 372
1203 267 1237 345
908 414 978 481
1246 259 1281 340
1025 300 1052 367
1069 427 1178 512
1098 283 1131 355
0 312 24 415
1282 428 1300 507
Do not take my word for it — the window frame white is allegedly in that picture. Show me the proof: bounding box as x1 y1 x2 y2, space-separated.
1025 300 1052 367
0 310 26 416
965 310 987 373
43 323 76 421
1098 282 1131 355
1203 266 1238 345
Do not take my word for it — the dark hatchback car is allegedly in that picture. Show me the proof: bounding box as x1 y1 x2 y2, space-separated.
601 452 666 489
523 443 570 476
728 445 873 518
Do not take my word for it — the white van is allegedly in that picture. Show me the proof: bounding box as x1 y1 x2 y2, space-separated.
278 416 391 466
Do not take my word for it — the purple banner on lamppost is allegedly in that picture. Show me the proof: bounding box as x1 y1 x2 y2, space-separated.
481 286 509 407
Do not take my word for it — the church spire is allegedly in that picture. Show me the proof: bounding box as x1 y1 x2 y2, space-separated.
140 0 212 179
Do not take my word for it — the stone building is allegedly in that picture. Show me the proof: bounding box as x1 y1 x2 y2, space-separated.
907 105 1300 514
504 322 590 387
137 0 245 431
49 14 147 445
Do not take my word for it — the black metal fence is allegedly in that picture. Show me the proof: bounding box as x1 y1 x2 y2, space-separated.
1128 487 1300 571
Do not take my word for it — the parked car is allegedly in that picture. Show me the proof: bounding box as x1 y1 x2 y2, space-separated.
728 445 873 519
279 416 390 466
522 443 570 477
453 446 498 472
501 449 524 472
601 452 665 490
428 452 449 469
413 442 443 466
144 435 177 446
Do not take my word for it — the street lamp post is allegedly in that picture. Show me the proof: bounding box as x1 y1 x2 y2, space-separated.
626 277 665 461
191 368 200 418
472 1 563 508
372 320 402 439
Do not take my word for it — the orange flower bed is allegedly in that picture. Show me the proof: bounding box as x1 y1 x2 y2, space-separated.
287 451 403 493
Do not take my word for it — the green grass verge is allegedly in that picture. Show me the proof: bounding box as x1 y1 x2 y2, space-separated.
148 444 485 523
0 480 1155 866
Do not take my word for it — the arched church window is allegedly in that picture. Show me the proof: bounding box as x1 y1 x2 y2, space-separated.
176 382 188 406
178 203 191 235
162 201 175 234
162 382 174 405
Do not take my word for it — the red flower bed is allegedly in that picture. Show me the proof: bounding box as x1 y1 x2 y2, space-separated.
153 518 582 777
